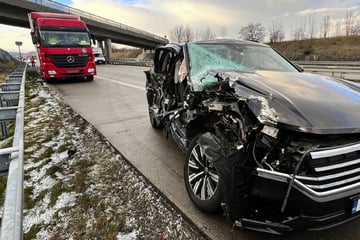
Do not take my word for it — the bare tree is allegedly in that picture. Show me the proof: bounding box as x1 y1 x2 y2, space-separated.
183 25 194 43
268 21 285 43
169 25 195 43
307 14 317 39
355 20 360 35
292 27 305 40
320 15 331 38
291 19 307 40
344 11 356 36
301 19 307 39
202 27 216 40
218 25 228 38
170 25 185 43
239 22 267 42
335 19 342 36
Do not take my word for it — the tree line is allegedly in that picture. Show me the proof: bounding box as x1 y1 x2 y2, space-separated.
169 10 360 43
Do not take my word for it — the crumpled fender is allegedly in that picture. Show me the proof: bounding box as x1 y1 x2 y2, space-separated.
198 132 253 219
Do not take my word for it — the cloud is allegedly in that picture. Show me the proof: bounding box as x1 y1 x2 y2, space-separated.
0 25 33 53
265 0 295 6
296 5 359 16
70 0 247 35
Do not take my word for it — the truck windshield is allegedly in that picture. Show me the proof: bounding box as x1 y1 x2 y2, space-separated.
39 30 91 47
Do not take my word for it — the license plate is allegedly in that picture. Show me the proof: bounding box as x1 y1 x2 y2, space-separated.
351 198 360 214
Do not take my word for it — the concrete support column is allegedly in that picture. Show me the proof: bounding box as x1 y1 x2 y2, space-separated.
104 38 112 61
96 40 104 50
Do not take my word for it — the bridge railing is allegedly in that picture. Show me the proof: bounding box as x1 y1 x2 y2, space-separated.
0 64 26 240
26 0 167 42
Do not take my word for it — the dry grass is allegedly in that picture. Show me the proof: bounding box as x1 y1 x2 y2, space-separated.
112 48 142 58
269 35 360 61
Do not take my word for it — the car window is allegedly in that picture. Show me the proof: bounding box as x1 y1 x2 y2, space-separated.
187 42 297 91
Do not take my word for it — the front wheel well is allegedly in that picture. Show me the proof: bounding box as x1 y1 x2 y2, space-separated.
185 114 219 146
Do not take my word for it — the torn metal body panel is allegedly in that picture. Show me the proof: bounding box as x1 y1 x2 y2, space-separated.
144 39 360 234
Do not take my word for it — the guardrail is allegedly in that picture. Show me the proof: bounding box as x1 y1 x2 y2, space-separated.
26 0 167 42
0 64 26 240
296 61 360 80
107 58 152 67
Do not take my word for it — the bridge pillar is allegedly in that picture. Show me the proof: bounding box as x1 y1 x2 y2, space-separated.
104 38 112 60
97 40 104 51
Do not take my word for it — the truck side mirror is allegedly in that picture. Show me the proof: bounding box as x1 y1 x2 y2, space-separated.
91 33 96 45
30 30 38 44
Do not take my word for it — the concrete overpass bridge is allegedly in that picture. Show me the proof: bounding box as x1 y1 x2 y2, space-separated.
0 0 169 58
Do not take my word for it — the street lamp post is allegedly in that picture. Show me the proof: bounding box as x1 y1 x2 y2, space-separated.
15 41 23 61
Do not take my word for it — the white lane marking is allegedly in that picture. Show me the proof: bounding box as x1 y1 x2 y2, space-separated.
96 75 145 91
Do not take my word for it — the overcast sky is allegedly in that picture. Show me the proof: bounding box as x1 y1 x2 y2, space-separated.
1 0 360 53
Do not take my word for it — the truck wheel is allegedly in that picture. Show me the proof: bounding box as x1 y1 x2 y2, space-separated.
184 133 222 213
87 76 94 81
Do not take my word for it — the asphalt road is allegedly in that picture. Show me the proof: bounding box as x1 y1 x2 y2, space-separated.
51 64 360 240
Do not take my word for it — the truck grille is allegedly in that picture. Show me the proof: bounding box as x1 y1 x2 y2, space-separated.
47 54 89 68
296 142 360 193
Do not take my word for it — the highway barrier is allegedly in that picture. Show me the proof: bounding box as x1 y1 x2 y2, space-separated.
0 64 26 240
107 58 152 67
296 61 360 81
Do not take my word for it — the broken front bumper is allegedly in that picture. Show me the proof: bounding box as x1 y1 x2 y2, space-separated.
242 142 360 234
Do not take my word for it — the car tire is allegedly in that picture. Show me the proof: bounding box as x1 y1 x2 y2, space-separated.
184 133 222 213
146 77 163 129
148 106 162 129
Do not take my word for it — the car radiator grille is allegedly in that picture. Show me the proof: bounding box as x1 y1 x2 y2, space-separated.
47 54 89 68
296 142 360 193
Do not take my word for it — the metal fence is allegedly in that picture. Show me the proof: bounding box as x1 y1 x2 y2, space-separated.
107 58 152 67
0 64 26 240
296 61 360 81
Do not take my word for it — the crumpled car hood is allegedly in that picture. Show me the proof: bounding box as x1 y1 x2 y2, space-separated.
223 70 360 134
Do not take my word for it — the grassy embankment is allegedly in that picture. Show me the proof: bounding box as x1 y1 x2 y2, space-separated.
269 35 360 61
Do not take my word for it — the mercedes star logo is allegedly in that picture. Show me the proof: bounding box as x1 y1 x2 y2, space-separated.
66 56 75 63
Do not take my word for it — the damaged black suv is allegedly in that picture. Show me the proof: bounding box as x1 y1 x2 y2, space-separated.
145 39 360 234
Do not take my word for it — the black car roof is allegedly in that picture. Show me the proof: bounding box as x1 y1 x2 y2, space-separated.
191 38 269 47
161 38 269 51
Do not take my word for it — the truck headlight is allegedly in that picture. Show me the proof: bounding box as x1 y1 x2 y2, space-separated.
87 68 95 73
48 70 57 75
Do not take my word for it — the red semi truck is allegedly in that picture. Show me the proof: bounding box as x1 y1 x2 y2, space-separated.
28 12 96 81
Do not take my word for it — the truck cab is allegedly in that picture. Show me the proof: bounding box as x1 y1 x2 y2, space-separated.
29 12 97 81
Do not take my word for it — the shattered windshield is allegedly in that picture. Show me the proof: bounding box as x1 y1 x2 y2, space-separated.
39 30 90 47
187 42 297 91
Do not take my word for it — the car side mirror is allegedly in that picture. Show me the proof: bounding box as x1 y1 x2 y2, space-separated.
91 33 96 45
